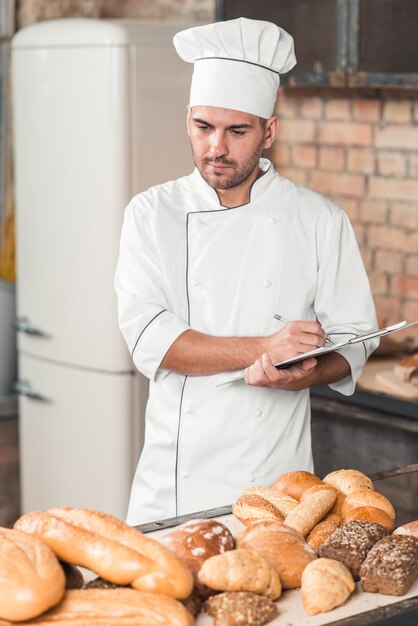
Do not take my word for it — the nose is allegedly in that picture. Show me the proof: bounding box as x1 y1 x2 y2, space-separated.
209 130 228 158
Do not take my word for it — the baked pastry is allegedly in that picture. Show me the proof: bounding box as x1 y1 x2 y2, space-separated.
272 470 322 500
323 469 373 495
343 506 395 532
197 548 282 599
360 534 418 596
341 489 395 521
14 507 193 599
284 484 336 536
394 520 418 539
394 353 418 386
319 520 388 580
205 591 278 626
307 518 340 552
232 494 284 527
242 486 298 517
162 519 234 597
0 527 65 621
237 521 317 589
301 558 355 615
0 588 194 625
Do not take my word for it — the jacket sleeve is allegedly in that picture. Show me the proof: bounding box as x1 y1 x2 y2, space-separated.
114 196 190 381
314 205 379 396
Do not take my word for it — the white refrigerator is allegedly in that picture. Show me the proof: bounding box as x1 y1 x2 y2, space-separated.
12 18 193 518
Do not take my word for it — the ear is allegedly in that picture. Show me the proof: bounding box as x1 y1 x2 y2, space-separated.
186 105 192 138
263 116 278 149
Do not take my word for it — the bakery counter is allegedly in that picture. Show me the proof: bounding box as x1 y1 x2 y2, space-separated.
137 464 418 626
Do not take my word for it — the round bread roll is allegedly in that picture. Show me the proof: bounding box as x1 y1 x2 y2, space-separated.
341 490 395 521
161 519 234 598
232 494 284 527
323 469 373 496
394 520 418 539
301 558 355 615
272 471 322 501
343 506 395 532
242 486 298 517
237 521 317 589
0 527 65 621
307 519 340 552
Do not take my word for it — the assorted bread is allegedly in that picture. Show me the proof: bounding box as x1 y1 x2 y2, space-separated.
2 467 417 625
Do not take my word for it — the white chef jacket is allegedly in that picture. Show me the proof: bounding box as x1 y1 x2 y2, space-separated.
115 158 378 525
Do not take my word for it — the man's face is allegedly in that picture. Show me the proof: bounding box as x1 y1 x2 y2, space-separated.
187 106 274 191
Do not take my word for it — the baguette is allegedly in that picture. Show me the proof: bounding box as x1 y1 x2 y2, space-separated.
284 485 336 537
14 508 193 599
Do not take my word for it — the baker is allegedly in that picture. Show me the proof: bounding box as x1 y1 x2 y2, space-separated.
115 17 379 525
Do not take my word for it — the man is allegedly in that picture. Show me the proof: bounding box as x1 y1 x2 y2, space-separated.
115 18 378 525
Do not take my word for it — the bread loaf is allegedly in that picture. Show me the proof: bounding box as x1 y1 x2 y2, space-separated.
284 485 337 537
14 508 193 599
394 520 418 539
0 528 65 621
205 591 278 626
237 521 317 589
343 506 395 532
341 490 395 521
161 519 234 598
232 494 284 527
197 548 282 600
242 486 298 517
0 588 194 625
360 535 418 596
301 558 355 615
323 469 373 495
272 471 322 500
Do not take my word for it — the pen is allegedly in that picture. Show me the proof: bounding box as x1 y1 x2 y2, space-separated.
274 314 334 345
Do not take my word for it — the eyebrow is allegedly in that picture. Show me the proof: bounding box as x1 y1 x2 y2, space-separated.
192 117 253 130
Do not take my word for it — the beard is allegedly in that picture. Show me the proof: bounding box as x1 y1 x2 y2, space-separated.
192 138 265 190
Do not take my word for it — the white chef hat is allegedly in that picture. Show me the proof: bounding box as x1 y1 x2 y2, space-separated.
173 17 296 119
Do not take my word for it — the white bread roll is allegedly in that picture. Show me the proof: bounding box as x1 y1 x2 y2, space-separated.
14 508 193 599
0 528 65 621
323 469 373 495
341 490 395 521
232 494 284 527
301 558 355 615
272 471 322 501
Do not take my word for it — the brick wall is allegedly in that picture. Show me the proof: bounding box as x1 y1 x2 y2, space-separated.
273 91 418 347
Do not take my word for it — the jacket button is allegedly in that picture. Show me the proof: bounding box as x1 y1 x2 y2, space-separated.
263 280 271 288
269 217 277 225
254 409 262 417
249 476 255 483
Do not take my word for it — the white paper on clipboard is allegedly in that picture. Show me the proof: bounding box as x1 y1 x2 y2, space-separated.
217 320 418 387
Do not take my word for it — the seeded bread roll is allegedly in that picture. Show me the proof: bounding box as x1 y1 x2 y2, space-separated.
272 471 322 501
237 521 317 589
301 558 355 615
232 494 284 527
284 485 337 537
197 548 282 600
360 534 418 596
205 591 278 626
343 506 395 532
0 528 65 622
161 519 234 598
341 490 395 521
241 486 298 517
323 469 374 495
394 520 418 539
319 520 388 580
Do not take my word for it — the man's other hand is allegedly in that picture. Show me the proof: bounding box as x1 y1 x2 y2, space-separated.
244 353 317 389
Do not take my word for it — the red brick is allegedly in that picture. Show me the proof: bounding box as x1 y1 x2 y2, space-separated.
333 197 359 222
318 122 372 146
377 151 407 177
352 99 381 122
360 200 388 224
368 225 409 251
408 155 418 178
347 149 375 174
375 250 404 274
383 100 412 124
369 177 418 202
353 223 366 247
360 246 373 271
370 272 389 296
391 275 418 300
375 126 418 150
407 232 418 253
300 97 323 120
406 255 418 277
279 167 308 186
276 91 298 118
389 203 418 230
374 296 402 326
291 145 317 168
310 171 366 198
271 142 290 167
319 147 345 171
278 119 316 143
325 99 351 120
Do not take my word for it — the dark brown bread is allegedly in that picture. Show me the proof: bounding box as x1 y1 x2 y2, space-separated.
360 534 418 596
318 520 388 580
205 591 278 626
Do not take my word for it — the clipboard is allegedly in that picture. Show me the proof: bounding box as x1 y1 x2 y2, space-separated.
217 320 418 387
